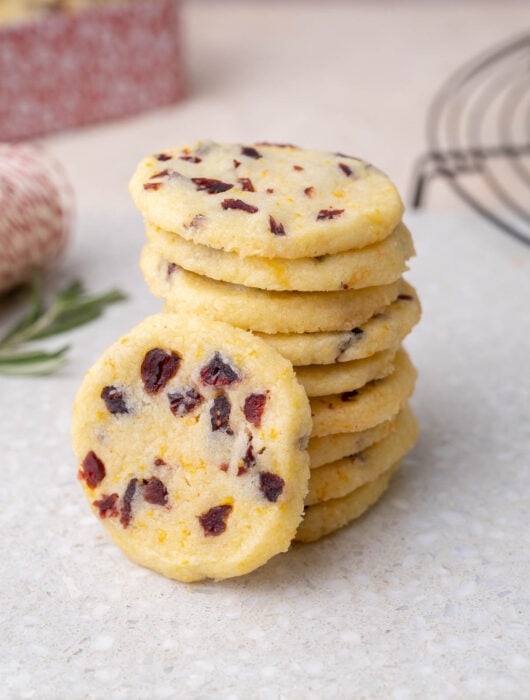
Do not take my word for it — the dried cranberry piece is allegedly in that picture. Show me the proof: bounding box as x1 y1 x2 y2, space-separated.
200 352 240 386
167 262 178 279
143 477 168 506
293 165 304 171
155 153 172 161
233 159 241 168
241 146 262 159
192 178 233 194
221 198 258 213
266 188 274 194
154 458 166 467
238 177 255 192
255 141 297 148
243 392 267 427
269 215 286 236
141 349 181 394
185 214 205 229
80 451 106 488
198 504 233 536
398 294 414 301
339 163 354 177
341 390 359 402
317 209 345 221
180 155 202 163
210 394 233 435
168 388 203 416
101 385 129 415
150 169 170 179
340 283 349 290
119 478 138 528
93 493 119 519
143 182 162 191
304 186 314 197
238 437 256 476
219 462 229 472
259 472 285 502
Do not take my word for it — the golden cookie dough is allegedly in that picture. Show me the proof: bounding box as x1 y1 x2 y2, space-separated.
130 140 404 259
142 245 403 334
296 462 400 542
306 404 417 505
145 221 414 292
295 346 397 397
72 313 311 583
256 282 421 365
310 348 417 437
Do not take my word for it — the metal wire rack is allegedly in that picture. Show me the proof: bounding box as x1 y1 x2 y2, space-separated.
410 33 530 246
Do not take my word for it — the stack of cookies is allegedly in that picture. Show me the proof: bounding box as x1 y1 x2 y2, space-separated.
131 141 421 542
72 140 420 582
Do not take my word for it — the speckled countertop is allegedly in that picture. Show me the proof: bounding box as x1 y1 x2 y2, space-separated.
2 2 530 698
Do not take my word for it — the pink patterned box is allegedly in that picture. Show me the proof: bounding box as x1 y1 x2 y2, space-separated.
0 0 185 141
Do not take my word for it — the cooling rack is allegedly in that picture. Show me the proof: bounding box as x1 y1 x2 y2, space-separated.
410 33 530 246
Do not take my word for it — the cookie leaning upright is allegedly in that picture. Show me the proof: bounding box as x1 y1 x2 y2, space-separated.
72 313 311 583
129 140 404 259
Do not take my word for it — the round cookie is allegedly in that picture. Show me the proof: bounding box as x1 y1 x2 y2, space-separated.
130 140 404 259
295 463 400 543
308 413 398 469
141 245 402 334
306 404 418 505
295 347 397 397
256 282 421 365
145 221 414 292
72 313 312 583
310 348 417 437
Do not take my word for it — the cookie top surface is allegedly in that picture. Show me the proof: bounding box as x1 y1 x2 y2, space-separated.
130 140 404 259
72 313 311 582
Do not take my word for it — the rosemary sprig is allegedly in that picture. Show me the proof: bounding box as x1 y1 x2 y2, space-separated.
0 272 127 376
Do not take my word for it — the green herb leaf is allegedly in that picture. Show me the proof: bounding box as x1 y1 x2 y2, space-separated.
0 270 44 345
0 345 69 376
0 272 126 376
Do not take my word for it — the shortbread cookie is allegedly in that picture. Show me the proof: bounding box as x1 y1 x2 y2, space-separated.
256 282 421 365
142 246 403 334
145 221 414 292
308 414 398 469
295 347 397 397
310 348 416 437
296 463 400 542
130 141 404 259
72 313 312 583
306 405 417 505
